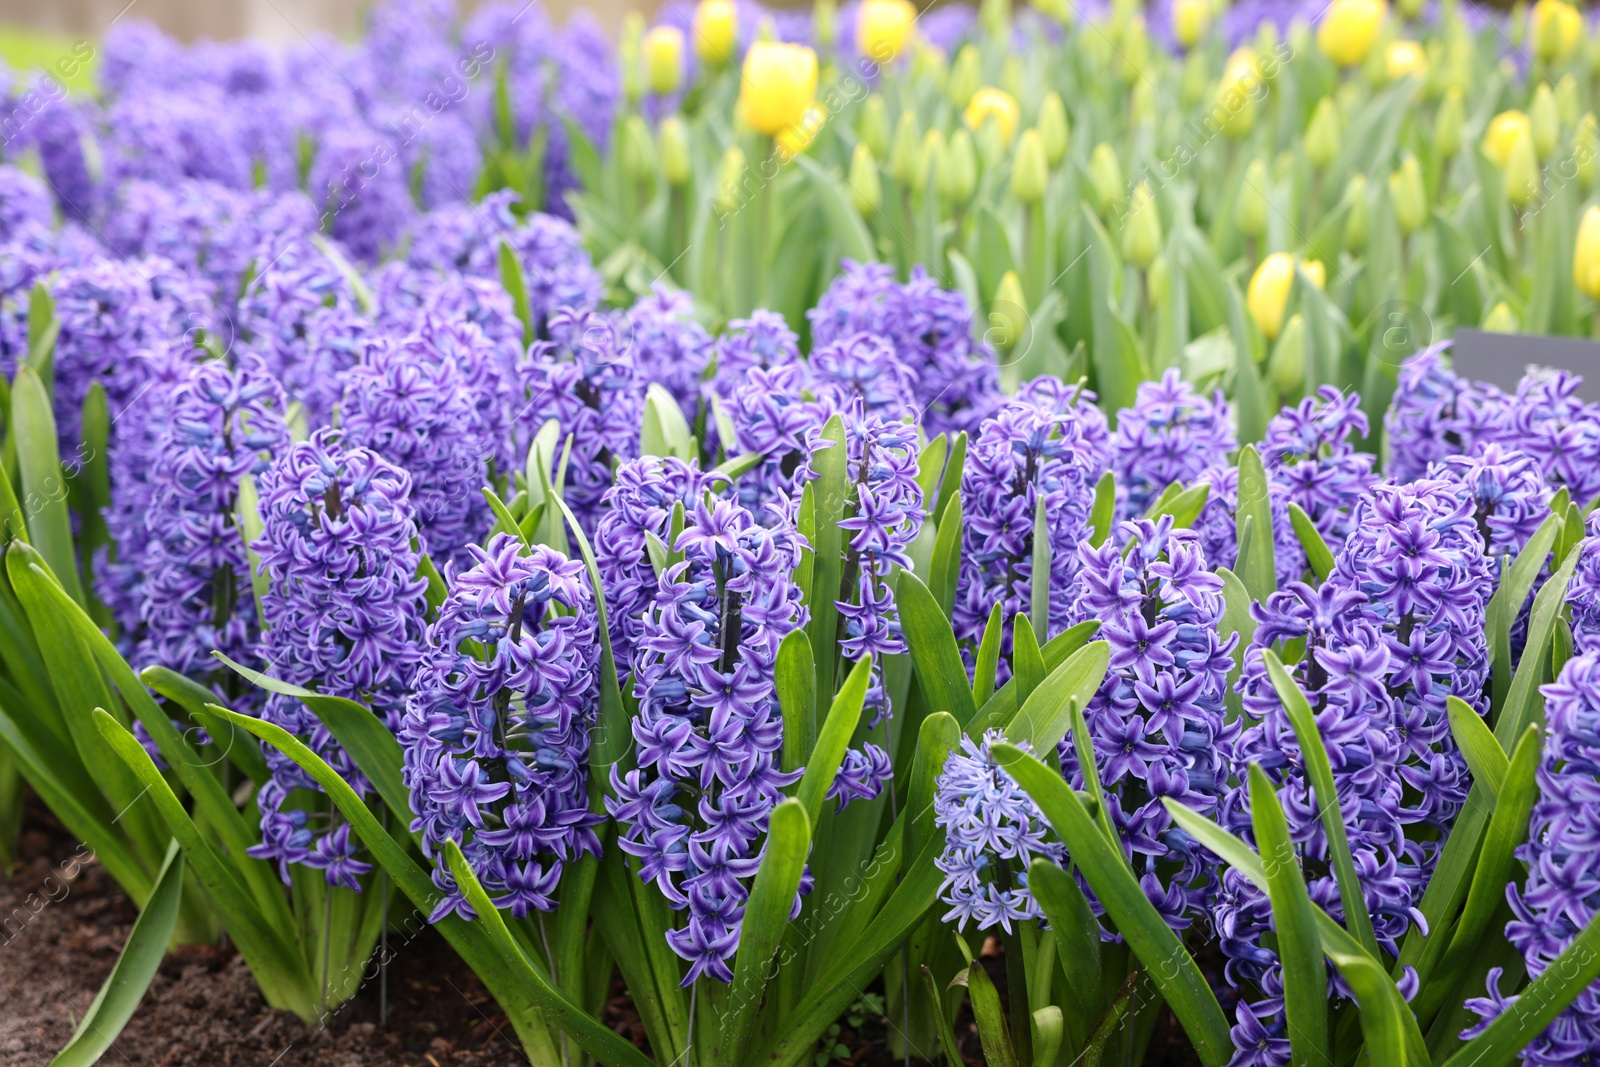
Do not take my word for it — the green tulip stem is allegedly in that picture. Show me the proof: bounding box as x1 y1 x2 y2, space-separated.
1590 306 1600 341
756 135 774 310
669 183 686 284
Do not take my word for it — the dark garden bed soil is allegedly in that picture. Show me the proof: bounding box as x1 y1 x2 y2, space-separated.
1 797 1201 1066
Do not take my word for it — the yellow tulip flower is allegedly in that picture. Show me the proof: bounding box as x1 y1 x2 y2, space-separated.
1317 0 1385 68
1483 110 1532 168
1575 205 1600 301
1385 40 1426 82
739 42 819 137
964 87 1022 146
694 0 738 66
776 103 829 160
644 26 685 96
857 0 917 64
1247 253 1321 340
1173 0 1210 48
1530 0 1583 64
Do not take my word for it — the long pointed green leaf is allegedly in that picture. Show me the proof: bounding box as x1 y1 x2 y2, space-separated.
1262 649 1380 960
1029 858 1104 1015
776 630 817 773
973 602 1004 708
13 366 83 604
1286 503 1334 582
906 711 960 861
793 655 872 825
1030 496 1051 638
1249 765 1329 1067
992 744 1231 1064
141 665 270 788
1089 471 1116 548
929 491 964 618
92 710 317 1021
1487 512 1561 713
49 840 184 1067
1446 694 1506 800
1004 640 1111 755
1234 445 1276 601
966 959 1020 1067
723 799 812 1067
900 571 979 726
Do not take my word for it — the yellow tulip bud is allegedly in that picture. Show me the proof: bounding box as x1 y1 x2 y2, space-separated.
948 45 982 110
1530 83 1559 160
1248 253 1297 340
1396 0 1423 19
857 0 917 65
1269 313 1306 395
1390 155 1427 234
1483 301 1518 333
1435 88 1463 160
940 128 978 204
1301 259 1327 290
990 270 1028 351
1305 96 1342 168
1149 253 1170 305
1576 113 1599 190
1530 0 1583 64
964 87 1022 146
1012 128 1050 205
1483 110 1533 169
621 15 645 104
849 143 882 216
1123 181 1162 270
738 42 818 137
1511 0 1529 46
1217 48 1263 138
1173 0 1210 48
888 110 922 186
1557 75 1581 127
917 129 945 195
814 0 838 48
1504 126 1541 207
644 26 685 97
1038 92 1070 166
1237 159 1269 239
713 144 746 214
693 0 738 66
980 0 1012 37
1575 205 1600 301
1343 174 1370 251
912 43 947 88
1385 40 1426 81
776 103 827 160
859 96 890 159
620 115 657 182
1120 16 1151 83
659 116 691 185
1317 0 1385 67
1001 56 1024 101
1181 50 1209 105
1089 142 1125 215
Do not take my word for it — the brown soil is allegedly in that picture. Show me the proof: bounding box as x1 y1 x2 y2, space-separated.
0 796 1199 1066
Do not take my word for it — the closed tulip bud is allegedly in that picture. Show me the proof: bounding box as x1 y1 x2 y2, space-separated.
1120 16 1151 83
1435 88 1464 159
1038 92 1070 166
889 110 922 186
1035 0 1074 26
1483 110 1533 169
857 0 916 65
1343 174 1370 251
644 26 685 96
1132 79 1157 123
1301 259 1326 289
1531 0 1583 63
1173 0 1210 48
739 42 818 137
859 96 890 159
713 144 746 214
1305 96 1341 168
621 114 657 181
965 87 1021 146
1576 205 1600 300
1386 40 1426 82
621 14 645 104
1248 252 1297 340
1088 142 1125 214
1012 129 1050 204
1237 159 1269 239
1269 313 1306 394
980 0 1012 37
1123 181 1162 269
1510 0 1529 47
1504 127 1541 207
1396 0 1423 18
990 270 1028 350
1317 0 1385 67
1557 75 1581 127
1531 83 1560 160
1149 253 1170 304
694 0 738 66
1255 22 1281 73
1181 51 1209 105
849 143 882 215
812 0 838 47
1576 113 1599 190
1389 154 1427 234
659 116 691 185
912 43 948 88
1483 301 1518 333
949 45 982 110
940 128 978 204
1217 48 1263 138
